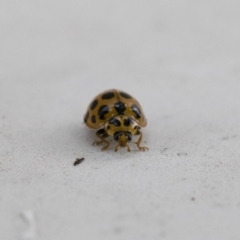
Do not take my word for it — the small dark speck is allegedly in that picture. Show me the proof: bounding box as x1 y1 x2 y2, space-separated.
74 158 85 166
161 147 168 153
221 135 238 140
191 197 195 201
177 152 188 156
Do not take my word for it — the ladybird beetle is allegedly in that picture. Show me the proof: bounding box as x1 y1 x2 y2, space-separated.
84 89 148 152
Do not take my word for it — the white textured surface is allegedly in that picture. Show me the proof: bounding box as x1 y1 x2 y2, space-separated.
1 1 240 240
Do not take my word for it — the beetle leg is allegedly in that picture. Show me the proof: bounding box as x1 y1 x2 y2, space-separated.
126 144 131 152
92 129 110 151
114 144 120 152
134 131 148 151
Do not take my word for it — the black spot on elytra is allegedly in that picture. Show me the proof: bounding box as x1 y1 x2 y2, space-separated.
124 118 132 126
113 131 123 141
131 104 141 118
114 102 126 114
90 99 98 110
120 91 132 99
98 105 109 120
102 92 115 100
113 131 132 141
135 130 141 135
102 132 109 138
84 111 89 123
97 129 105 135
124 131 132 141
97 129 109 138
91 115 96 123
109 118 121 127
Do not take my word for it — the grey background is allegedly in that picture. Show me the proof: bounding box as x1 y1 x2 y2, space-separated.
1 1 240 239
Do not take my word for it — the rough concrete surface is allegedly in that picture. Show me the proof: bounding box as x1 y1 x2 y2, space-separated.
1 1 240 240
